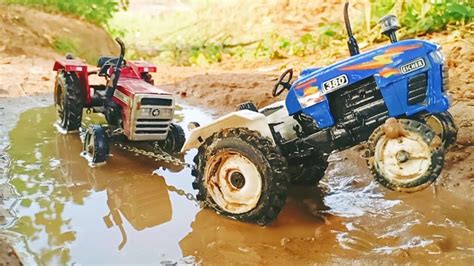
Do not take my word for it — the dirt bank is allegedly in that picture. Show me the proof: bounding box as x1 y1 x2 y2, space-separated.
0 4 118 98
0 4 117 61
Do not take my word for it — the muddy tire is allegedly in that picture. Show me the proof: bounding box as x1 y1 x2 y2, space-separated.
83 125 109 164
160 123 185 153
366 119 444 192
192 128 289 225
54 71 84 131
288 154 328 186
419 111 457 151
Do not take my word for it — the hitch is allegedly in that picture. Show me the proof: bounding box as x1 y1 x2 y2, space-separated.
383 118 404 139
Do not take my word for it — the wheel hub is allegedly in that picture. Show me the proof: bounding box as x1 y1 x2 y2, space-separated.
205 151 262 214
395 150 410 163
230 172 245 189
375 132 431 182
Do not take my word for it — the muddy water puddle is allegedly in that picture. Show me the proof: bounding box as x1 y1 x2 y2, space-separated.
3 105 474 264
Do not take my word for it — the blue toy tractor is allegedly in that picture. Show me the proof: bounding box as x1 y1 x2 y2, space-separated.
181 2 457 225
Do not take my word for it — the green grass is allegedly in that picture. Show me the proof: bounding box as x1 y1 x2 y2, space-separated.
52 37 96 64
109 0 473 66
1 0 127 25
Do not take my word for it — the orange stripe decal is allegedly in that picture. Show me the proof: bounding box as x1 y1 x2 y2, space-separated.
295 77 317 90
341 43 423 71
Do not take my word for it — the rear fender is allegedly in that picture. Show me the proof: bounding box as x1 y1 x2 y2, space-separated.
181 110 274 152
128 60 157 74
53 58 91 105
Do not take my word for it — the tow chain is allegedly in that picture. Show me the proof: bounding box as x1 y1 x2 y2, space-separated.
113 142 198 203
114 142 192 168
166 184 199 203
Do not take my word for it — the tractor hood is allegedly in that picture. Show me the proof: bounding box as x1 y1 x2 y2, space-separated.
117 78 171 98
286 39 440 116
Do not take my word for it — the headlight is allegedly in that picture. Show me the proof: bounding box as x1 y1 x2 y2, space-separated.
140 108 151 116
298 91 325 108
430 50 445 64
379 14 400 34
159 108 173 118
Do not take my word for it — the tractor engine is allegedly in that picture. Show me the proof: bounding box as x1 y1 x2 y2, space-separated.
112 86 175 141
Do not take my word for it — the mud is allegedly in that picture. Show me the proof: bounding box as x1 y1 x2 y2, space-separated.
0 2 473 264
0 98 473 264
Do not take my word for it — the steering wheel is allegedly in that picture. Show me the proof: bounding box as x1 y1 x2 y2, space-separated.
273 68 293 97
99 59 126 78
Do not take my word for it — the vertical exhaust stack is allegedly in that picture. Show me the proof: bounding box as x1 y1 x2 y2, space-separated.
344 1 360 56
106 37 126 103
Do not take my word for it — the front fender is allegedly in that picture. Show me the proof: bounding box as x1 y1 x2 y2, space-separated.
181 110 274 152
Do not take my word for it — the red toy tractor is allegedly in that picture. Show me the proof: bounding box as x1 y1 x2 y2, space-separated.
53 38 184 164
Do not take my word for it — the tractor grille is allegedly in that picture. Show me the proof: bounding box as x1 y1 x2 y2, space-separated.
442 65 449 92
134 116 171 136
141 98 172 106
407 73 428 105
327 76 389 128
131 96 174 141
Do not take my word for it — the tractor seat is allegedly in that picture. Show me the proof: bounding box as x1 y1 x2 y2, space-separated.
97 56 119 76
97 56 118 67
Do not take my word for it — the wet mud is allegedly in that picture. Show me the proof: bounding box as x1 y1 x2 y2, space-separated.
1 99 472 264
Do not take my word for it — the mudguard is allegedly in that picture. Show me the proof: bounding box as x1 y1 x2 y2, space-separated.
53 58 91 105
53 58 88 73
181 110 274 152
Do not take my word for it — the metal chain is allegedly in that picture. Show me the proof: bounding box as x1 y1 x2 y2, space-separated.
166 184 198 203
114 142 192 168
113 142 198 202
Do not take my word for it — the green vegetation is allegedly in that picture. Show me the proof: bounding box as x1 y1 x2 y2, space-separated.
111 0 473 66
52 37 95 64
2 0 128 25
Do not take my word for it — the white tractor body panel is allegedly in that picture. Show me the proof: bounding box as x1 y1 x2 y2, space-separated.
259 101 299 142
181 110 275 152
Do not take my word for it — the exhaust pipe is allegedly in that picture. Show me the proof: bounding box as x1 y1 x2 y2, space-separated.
344 1 360 56
106 37 126 103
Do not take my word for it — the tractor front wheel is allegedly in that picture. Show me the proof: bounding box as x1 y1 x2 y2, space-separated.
366 119 444 192
420 111 457 151
54 71 84 131
192 128 289 225
159 123 185 153
83 125 109 164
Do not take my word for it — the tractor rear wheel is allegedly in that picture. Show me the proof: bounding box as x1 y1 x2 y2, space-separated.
83 125 109 164
160 123 185 153
54 71 84 131
192 128 289 225
288 153 328 186
366 119 444 192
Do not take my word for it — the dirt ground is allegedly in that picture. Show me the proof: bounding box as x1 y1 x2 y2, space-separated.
0 3 473 265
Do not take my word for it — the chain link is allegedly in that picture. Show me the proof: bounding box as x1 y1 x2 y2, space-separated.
113 142 198 202
166 184 198 202
114 142 191 168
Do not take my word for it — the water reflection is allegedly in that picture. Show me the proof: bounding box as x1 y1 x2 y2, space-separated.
6 106 198 264
5 106 474 265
